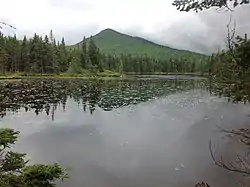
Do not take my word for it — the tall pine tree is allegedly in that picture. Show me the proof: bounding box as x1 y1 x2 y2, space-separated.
80 37 87 69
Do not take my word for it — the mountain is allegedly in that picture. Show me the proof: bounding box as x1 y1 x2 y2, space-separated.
71 28 206 60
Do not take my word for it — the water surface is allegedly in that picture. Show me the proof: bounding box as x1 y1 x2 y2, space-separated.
0 77 249 187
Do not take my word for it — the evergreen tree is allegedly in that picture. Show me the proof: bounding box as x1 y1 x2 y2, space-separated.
29 34 40 73
58 37 68 72
0 33 7 74
20 36 29 72
42 35 54 73
11 35 21 72
80 37 87 69
52 38 59 73
88 37 99 67
49 29 54 43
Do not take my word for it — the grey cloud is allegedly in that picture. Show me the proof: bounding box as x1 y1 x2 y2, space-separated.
157 5 250 54
147 18 221 54
56 24 100 44
8 23 100 45
131 5 250 54
196 5 250 53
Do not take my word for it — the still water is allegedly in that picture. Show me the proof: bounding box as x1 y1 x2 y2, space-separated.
0 77 250 187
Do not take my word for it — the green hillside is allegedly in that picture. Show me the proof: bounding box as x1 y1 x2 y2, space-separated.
71 28 205 60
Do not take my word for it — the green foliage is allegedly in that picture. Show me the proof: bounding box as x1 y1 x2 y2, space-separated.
0 128 67 187
234 35 250 69
209 34 250 103
22 163 67 187
58 37 69 72
2 151 27 172
80 37 87 69
0 29 207 76
88 37 103 72
0 31 70 75
20 36 29 72
0 129 19 148
172 0 249 12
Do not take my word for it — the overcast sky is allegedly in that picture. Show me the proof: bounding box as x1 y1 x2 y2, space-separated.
0 0 249 54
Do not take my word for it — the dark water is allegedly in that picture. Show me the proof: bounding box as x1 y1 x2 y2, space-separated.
0 77 250 187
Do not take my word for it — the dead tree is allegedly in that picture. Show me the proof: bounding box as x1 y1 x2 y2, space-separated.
0 22 16 31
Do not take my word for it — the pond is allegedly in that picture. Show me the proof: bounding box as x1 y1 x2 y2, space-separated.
0 77 250 187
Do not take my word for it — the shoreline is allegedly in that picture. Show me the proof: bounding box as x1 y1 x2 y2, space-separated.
0 72 208 80
0 72 122 80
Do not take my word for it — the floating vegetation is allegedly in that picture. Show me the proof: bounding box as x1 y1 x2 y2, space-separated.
0 78 206 119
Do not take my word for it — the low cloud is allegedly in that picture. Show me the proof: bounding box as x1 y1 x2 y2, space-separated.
161 5 250 54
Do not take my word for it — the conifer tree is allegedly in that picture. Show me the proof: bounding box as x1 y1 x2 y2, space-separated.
88 37 99 67
58 37 68 72
80 37 87 69
20 36 29 72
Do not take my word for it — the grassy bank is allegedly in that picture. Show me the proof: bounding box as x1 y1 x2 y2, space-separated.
126 72 208 77
0 71 209 80
0 70 122 80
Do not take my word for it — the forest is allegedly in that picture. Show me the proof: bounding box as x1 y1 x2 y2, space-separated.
0 30 209 76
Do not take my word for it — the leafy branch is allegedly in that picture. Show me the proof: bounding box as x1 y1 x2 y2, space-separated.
172 0 249 12
0 22 16 30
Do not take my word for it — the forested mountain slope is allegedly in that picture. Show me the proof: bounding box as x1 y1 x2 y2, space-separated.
71 28 206 60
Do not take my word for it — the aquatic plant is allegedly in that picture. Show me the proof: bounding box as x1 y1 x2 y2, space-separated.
0 78 205 119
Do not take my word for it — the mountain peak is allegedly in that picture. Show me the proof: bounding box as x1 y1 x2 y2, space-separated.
72 28 205 60
102 28 116 32
99 28 120 34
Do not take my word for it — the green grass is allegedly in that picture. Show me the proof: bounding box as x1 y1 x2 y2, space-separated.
0 70 122 80
0 71 207 80
70 28 206 60
126 72 208 77
0 74 23 79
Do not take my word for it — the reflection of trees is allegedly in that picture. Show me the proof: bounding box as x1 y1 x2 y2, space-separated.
0 78 205 119
0 79 104 119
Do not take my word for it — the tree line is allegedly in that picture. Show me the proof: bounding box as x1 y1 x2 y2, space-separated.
0 31 209 75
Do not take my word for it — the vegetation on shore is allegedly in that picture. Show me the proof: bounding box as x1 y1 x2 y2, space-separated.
0 72 209 80
0 71 121 80
0 28 209 78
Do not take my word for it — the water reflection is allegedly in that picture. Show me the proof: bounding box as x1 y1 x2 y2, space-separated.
2 77 249 187
0 78 205 119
